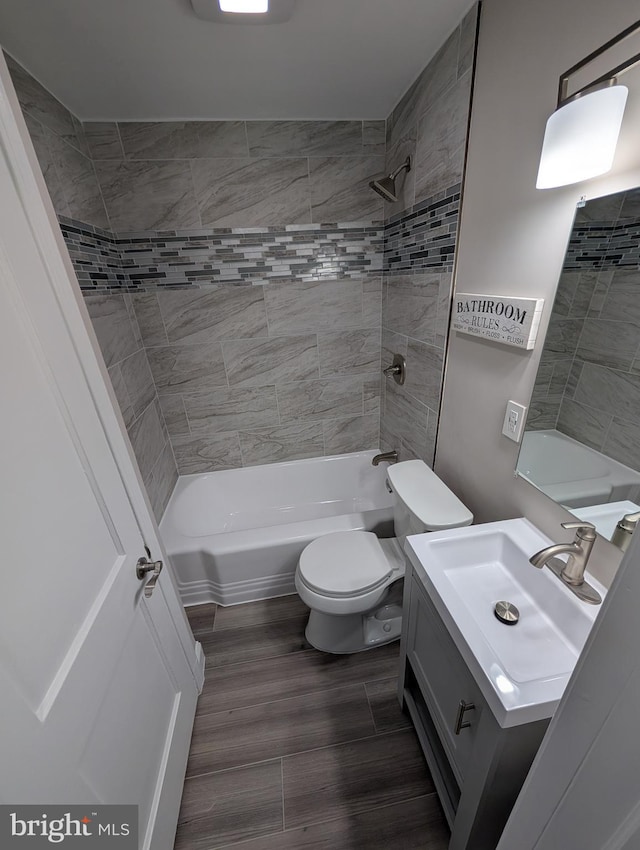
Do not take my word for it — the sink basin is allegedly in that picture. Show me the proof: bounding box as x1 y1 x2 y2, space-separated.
405 518 606 727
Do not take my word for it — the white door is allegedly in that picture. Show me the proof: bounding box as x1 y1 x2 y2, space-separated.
0 60 201 849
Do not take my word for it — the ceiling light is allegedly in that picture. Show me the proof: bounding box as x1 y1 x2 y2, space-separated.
536 19 639 189
536 85 628 189
219 0 268 12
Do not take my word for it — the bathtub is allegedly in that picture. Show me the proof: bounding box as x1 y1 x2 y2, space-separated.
159 450 395 606
517 429 640 508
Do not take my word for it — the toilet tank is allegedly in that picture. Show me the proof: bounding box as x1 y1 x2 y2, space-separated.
386 460 473 543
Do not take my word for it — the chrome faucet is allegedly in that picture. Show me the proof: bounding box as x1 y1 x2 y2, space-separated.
529 521 602 605
372 450 398 466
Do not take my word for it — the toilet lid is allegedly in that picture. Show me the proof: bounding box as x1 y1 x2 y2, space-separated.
299 531 393 597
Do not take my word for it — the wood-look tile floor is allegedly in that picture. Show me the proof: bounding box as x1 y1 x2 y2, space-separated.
174 596 450 850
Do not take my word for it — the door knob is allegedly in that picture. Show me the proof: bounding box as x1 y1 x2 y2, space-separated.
136 557 163 598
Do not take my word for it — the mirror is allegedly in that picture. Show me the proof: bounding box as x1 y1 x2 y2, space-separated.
516 187 640 544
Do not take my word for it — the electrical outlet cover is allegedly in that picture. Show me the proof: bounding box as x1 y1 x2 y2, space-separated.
502 400 527 443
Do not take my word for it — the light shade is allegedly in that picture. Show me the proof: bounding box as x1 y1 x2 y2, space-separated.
219 0 268 12
536 85 628 189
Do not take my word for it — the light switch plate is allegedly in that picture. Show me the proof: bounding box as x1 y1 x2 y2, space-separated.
502 400 527 443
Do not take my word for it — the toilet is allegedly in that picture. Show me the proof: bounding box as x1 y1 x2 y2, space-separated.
295 459 473 653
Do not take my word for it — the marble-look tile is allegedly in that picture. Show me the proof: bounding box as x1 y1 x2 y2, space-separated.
600 269 640 325
85 294 140 368
264 279 365 335
525 400 560 431
83 122 124 159
387 28 459 147
95 160 200 230
238 422 324 466
215 794 448 850
318 329 381 377
246 121 363 157
323 414 380 455
131 293 169 347
157 286 268 345
619 188 640 220
383 381 430 460
119 121 248 159
414 71 471 202
192 157 310 227
223 335 320 387
365 678 412 733
384 274 439 343
435 272 454 348
283 728 435 830
174 760 283 850
539 316 584 362
127 399 167 482
172 430 242 475
404 339 444 411
362 276 383 328
362 120 386 155
184 386 279 433
70 115 91 158
458 5 478 78
364 377 382 415
277 376 366 423
48 133 110 229
556 398 612 451
212 595 308 633
145 441 178 523
602 418 640 472
575 192 624 224
5 54 77 146
383 131 417 219
565 358 584 399
382 329 409 364
553 272 580 317
576 319 638 370
107 363 135 429
158 394 190 437
588 270 614 316
123 295 143 348
186 684 375 777
309 156 385 222
147 342 227 393
119 348 156 419
23 114 70 218
548 359 573 401
569 271 598 318
574 364 640 420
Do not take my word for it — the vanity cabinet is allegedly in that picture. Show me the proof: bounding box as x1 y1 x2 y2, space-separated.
399 568 549 850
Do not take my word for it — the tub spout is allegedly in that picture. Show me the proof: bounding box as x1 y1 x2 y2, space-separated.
372 451 398 466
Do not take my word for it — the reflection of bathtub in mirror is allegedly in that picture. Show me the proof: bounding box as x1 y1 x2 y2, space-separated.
517 430 640 509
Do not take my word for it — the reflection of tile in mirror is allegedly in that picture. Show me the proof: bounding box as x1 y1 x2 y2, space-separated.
576 319 638 371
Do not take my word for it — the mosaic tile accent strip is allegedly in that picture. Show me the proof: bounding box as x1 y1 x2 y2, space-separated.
59 216 383 293
383 184 461 274
563 215 640 271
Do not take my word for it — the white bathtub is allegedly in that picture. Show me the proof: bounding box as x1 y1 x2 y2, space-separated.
159 450 395 606
518 430 640 508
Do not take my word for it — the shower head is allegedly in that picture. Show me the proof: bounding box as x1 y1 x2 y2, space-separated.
369 156 411 202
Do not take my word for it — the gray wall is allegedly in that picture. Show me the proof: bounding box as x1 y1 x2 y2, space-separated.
436 0 640 588
379 7 477 467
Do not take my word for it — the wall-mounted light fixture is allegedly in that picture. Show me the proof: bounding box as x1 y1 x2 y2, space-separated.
219 0 268 12
537 19 640 189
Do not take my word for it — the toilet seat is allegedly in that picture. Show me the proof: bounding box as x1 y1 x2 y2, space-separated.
298 531 393 597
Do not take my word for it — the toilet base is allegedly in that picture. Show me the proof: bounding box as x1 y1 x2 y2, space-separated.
304 586 404 654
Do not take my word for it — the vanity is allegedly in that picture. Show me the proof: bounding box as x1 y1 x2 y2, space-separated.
398 518 605 850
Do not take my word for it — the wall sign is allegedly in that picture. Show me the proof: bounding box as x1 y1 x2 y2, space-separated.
451 293 544 350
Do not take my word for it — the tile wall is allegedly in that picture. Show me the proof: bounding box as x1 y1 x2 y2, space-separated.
529 189 640 472
379 5 478 467
6 5 479 485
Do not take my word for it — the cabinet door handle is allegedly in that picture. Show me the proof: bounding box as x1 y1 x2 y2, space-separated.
454 700 475 735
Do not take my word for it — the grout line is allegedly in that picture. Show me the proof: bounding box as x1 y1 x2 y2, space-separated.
185 727 409 782
280 757 286 832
